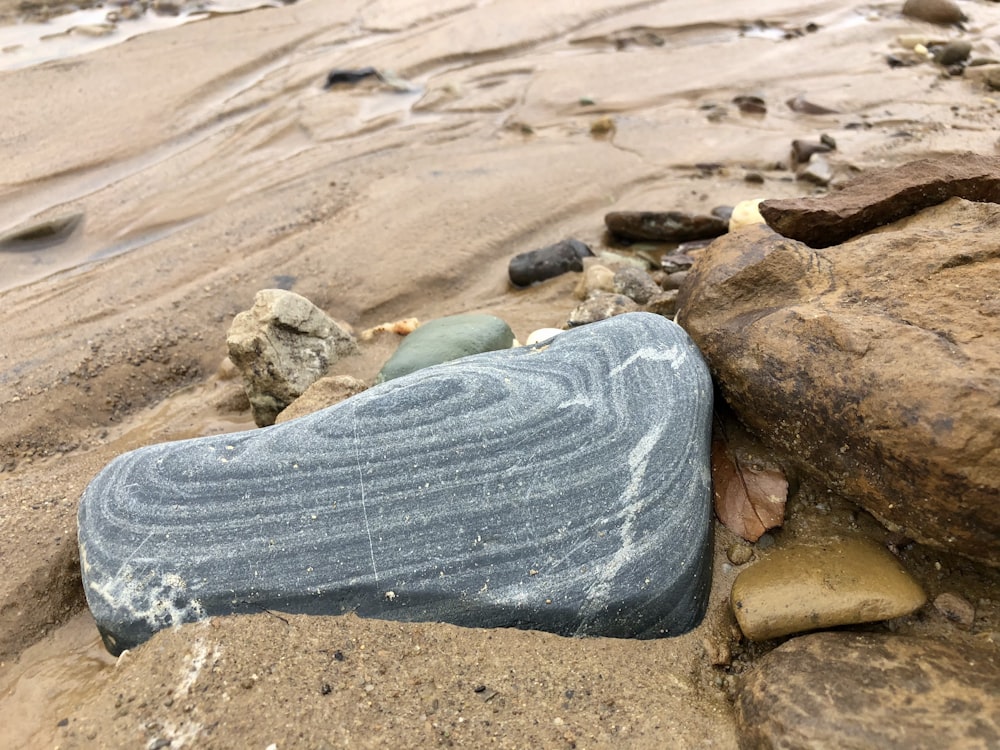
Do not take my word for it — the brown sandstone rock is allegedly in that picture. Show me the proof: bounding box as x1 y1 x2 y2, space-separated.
759 152 1000 247
677 198 1000 565
735 633 1000 749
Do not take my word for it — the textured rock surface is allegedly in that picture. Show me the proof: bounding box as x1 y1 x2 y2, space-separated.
227 289 357 427
736 633 1000 749
376 313 515 383
730 537 926 641
275 375 368 424
605 211 728 242
567 292 640 326
759 153 1000 247
613 267 661 304
573 262 616 300
79 313 714 655
508 238 592 287
678 198 1000 565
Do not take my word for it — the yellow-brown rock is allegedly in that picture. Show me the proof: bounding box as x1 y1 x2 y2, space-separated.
731 537 926 641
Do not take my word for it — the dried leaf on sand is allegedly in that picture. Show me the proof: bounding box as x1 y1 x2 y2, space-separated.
711 438 787 542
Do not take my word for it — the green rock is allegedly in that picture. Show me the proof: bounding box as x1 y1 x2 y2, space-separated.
376 313 515 383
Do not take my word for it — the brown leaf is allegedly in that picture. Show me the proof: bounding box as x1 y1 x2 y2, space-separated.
711 438 787 542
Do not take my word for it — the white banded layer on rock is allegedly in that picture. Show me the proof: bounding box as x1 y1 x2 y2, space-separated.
78 313 714 655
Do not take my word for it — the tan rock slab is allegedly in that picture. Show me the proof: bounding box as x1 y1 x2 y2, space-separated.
758 153 1000 247
275 375 368 424
731 536 926 641
736 632 1000 750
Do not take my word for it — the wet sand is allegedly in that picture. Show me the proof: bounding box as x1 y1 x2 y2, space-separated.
2 0 999 746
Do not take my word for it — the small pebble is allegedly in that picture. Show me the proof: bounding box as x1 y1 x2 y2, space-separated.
525 328 565 346
791 139 832 164
933 592 976 629
797 154 833 186
567 293 639 326
509 239 593 287
711 205 734 223
729 199 765 231
733 95 767 114
755 532 775 550
590 117 615 136
573 263 615 300
660 253 695 273
660 271 689 290
613 267 661 304
643 290 679 318
727 542 754 565
934 40 972 66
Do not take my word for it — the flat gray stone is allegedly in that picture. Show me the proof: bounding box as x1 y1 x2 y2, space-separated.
79 313 714 655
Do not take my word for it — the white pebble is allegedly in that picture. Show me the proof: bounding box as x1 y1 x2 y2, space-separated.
525 328 565 346
729 199 766 231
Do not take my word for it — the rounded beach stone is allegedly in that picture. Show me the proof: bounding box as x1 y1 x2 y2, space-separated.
375 313 515 383
613 267 660 304
573 263 616 300
730 536 926 641
902 0 967 25
79 312 715 655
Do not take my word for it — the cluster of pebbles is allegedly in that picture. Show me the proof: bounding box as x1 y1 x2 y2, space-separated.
507 200 766 327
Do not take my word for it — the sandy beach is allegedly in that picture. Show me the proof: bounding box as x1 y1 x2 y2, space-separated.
1 0 999 746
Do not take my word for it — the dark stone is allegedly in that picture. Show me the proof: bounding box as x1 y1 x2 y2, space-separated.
710 205 734 223
902 0 967 25
759 153 1000 247
605 211 728 242
886 53 915 69
934 40 972 66
79 313 714 655
732 95 766 114
790 139 832 164
508 238 592 286
736 633 1000 749
324 67 379 89
785 94 840 114
0 212 84 252
660 253 695 273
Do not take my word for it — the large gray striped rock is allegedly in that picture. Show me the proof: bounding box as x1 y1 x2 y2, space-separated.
78 313 714 655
